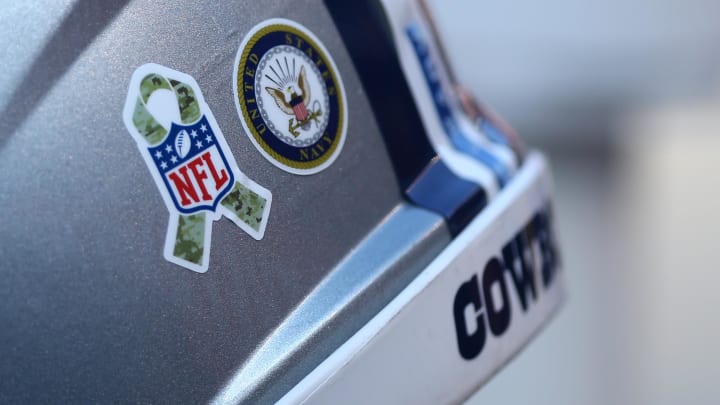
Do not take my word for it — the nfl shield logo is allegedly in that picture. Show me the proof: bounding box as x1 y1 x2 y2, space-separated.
123 63 272 273
148 115 235 214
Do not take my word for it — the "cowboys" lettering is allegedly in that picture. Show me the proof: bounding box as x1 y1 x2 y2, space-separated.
453 206 559 360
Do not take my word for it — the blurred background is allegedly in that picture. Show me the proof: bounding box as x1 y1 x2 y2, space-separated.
429 1 720 404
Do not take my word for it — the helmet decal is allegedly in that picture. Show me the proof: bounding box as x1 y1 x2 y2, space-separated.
233 19 347 175
123 63 272 273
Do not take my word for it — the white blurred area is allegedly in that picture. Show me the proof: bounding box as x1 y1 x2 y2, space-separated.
429 1 720 404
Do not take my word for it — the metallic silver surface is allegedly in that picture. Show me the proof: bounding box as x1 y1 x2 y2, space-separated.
214 204 449 404
0 1 452 403
0 1 77 114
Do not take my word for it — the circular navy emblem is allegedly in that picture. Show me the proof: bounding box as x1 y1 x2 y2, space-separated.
233 19 347 175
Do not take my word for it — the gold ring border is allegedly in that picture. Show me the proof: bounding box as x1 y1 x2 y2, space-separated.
235 24 345 170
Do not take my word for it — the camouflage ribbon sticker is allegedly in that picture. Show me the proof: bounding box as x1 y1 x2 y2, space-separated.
123 63 272 273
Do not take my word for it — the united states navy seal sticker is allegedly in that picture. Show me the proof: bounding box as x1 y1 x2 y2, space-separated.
233 19 347 175
123 63 272 273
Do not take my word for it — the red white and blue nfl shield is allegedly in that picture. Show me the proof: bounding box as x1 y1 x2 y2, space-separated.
148 115 235 214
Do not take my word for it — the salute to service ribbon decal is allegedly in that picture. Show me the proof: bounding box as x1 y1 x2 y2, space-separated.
233 19 347 175
123 63 272 273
